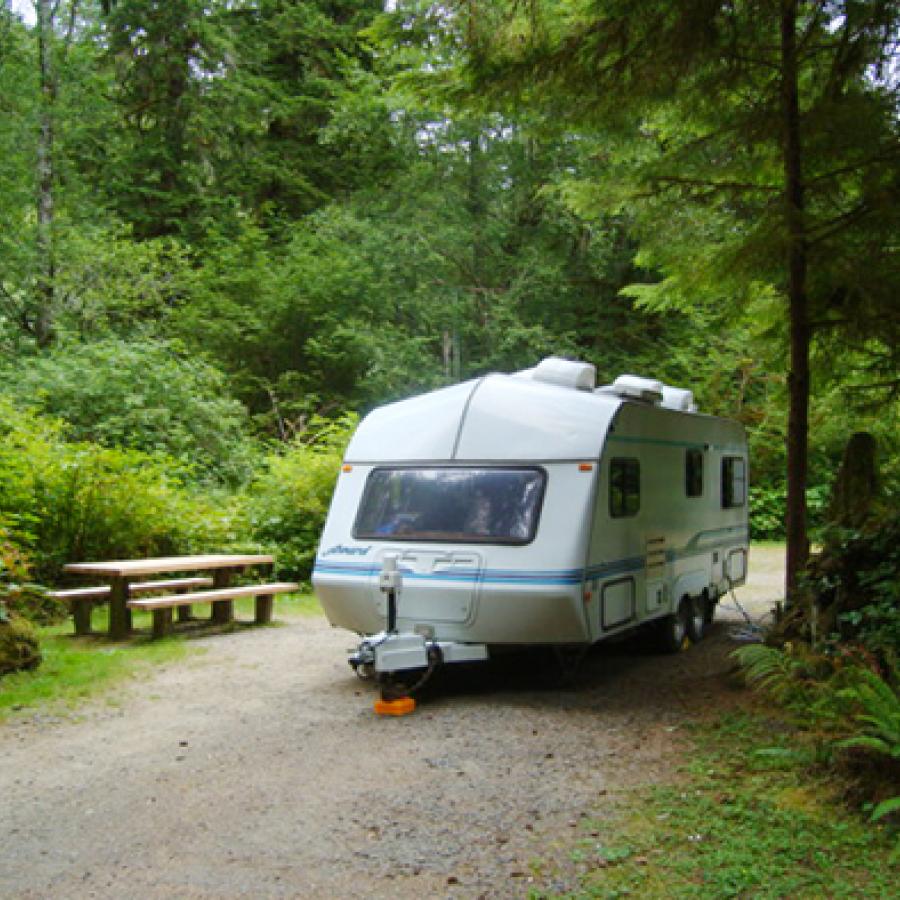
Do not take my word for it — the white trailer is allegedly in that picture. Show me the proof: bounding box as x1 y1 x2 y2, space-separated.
312 358 748 681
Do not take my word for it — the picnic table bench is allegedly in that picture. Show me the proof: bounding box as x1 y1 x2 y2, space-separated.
59 554 298 639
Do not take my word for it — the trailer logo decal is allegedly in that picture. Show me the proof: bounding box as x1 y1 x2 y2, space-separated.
323 544 372 557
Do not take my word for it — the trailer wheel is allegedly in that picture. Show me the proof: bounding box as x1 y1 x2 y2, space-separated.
686 594 706 644
657 599 691 653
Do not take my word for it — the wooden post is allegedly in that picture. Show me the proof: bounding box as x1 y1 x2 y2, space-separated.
255 594 274 625
72 599 92 636
152 608 173 639
108 576 131 640
176 585 192 622
210 569 234 624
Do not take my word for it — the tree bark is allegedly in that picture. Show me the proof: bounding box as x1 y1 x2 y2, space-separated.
34 0 55 347
780 0 810 599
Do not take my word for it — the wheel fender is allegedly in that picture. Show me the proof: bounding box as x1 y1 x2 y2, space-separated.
671 571 708 610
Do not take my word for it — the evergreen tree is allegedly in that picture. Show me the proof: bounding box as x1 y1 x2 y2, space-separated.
455 0 900 594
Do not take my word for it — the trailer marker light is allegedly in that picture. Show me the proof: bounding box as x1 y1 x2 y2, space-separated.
374 696 416 716
578 463 594 472
583 590 592 603
342 464 353 473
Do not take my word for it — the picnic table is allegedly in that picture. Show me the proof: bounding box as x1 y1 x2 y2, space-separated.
61 554 295 639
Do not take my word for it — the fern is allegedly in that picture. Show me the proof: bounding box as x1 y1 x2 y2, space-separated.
836 667 900 757
732 644 815 707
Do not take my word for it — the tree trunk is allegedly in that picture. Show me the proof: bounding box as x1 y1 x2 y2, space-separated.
34 0 55 347
780 0 810 600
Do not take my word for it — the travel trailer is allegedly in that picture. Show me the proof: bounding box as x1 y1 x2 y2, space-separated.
312 358 748 683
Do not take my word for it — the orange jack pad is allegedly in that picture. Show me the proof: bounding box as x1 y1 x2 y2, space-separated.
374 696 416 716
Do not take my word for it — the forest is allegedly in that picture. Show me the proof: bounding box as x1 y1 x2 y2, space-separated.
0 2 897 585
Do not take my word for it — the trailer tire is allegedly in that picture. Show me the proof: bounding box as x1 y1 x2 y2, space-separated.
657 599 691 654
686 594 706 644
703 590 717 626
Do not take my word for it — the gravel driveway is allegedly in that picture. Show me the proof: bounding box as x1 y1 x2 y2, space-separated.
0 549 783 899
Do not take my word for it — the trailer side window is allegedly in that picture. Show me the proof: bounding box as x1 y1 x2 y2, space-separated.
610 458 640 518
721 456 747 508
686 449 704 497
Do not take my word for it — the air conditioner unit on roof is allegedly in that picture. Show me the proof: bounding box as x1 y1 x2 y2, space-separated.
595 374 664 404
514 357 596 391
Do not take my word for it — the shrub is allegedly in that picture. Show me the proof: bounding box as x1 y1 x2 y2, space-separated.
0 396 246 582
804 514 900 660
245 415 356 580
0 339 254 483
0 611 41 675
749 482 829 541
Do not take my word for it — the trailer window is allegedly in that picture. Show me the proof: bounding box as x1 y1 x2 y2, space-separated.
353 467 546 544
610 458 640 518
722 456 747 508
686 449 704 497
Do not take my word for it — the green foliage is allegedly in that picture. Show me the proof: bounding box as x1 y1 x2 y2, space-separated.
0 339 253 483
2 584 67 626
807 515 900 659
244 415 357 580
836 668 900 761
0 614 41 676
733 643 821 709
749 483 829 541
735 642 900 826
0 395 242 582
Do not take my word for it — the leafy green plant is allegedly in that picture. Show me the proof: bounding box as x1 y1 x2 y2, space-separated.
806 515 900 659
245 415 357 580
835 667 900 822
732 642 826 710
0 613 41 676
0 395 245 582
0 339 254 483
749 482 829 541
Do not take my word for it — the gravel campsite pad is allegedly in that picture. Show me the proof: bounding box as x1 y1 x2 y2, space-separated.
0 549 783 898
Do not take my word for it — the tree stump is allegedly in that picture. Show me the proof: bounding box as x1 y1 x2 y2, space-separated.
827 431 880 531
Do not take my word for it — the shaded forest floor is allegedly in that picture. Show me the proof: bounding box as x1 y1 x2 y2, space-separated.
3 547 863 900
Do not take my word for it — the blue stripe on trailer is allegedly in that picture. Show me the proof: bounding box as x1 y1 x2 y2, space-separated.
313 526 750 587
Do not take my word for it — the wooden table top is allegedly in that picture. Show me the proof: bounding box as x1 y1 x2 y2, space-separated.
63 554 274 578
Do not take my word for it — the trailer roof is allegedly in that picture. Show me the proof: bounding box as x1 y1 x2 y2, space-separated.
345 373 623 463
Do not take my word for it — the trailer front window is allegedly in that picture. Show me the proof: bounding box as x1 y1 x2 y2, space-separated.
353 467 546 544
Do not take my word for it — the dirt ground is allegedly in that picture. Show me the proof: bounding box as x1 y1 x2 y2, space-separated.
0 548 784 899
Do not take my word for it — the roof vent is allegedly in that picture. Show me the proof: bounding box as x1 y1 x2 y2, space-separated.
596 374 664 404
661 386 698 413
516 357 596 391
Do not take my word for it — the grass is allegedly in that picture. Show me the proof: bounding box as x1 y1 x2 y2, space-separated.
0 590 321 722
531 710 898 899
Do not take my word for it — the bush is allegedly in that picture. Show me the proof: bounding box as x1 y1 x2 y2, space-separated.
0 396 246 583
0 609 41 675
802 514 900 661
245 415 356 580
0 339 254 483
749 482 829 541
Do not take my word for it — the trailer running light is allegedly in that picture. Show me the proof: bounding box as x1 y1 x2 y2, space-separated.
578 463 594 472
342 464 353 473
